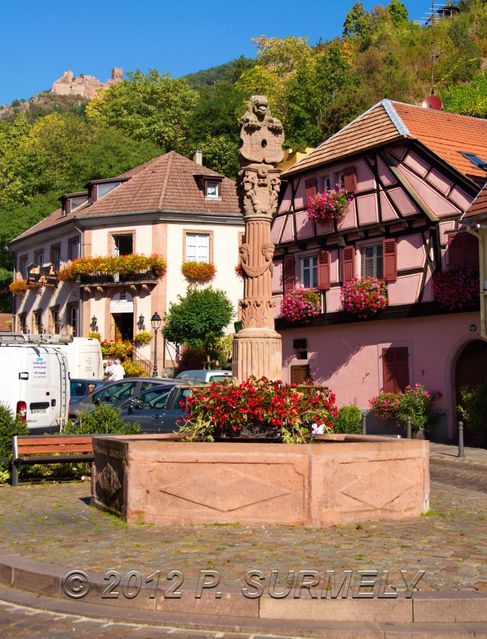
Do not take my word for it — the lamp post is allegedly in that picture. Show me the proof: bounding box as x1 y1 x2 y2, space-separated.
151 312 162 377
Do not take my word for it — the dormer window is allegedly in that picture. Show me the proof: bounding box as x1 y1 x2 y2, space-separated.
205 180 220 200
87 177 128 203
97 181 122 198
60 191 88 217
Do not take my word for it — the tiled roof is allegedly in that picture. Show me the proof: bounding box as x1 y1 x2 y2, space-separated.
283 100 487 182
12 152 241 243
463 182 487 220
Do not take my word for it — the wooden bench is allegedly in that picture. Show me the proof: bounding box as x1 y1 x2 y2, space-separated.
12 435 94 486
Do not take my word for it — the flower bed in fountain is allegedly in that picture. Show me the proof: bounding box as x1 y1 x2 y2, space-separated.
180 376 337 443
370 384 441 434
58 254 167 281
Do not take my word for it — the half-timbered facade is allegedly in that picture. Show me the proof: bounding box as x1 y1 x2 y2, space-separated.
271 100 487 440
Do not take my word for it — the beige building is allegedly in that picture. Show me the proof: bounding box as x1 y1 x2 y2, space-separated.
8 151 244 372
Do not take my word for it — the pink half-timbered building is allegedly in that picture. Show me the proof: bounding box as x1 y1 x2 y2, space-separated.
272 100 487 441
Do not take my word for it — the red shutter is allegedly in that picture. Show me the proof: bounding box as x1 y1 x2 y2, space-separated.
464 233 479 270
383 238 397 282
343 166 357 193
382 347 409 393
318 250 331 290
448 232 479 270
305 178 317 203
283 255 296 292
342 246 355 282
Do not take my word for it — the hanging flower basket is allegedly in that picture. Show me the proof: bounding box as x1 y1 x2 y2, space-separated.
432 269 479 310
100 340 133 358
280 288 321 322
181 261 216 284
133 330 152 347
58 254 167 281
306 188 353 224
341 277 388 319
9 279 27 295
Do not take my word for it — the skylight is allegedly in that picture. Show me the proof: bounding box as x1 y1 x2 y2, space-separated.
460 152 487 171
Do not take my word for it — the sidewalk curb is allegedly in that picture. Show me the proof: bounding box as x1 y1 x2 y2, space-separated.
0 549 486 625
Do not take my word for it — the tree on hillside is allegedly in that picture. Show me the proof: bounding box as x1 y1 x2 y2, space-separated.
86 70 197 152
343 2 372 39
387 0 409 27
163 287 234 357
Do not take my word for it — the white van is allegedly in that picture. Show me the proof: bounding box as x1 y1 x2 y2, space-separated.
0 344 70 431
16 335 103 380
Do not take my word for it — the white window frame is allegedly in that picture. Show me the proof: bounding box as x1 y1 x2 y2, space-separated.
300 255 318 289
185 233 210 263
361 242 384 279
205 180 220 200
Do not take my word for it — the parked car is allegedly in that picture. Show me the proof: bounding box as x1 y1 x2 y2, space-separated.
69 378 106 415
119 383 197 433
71 377 174 415
174 369 232 383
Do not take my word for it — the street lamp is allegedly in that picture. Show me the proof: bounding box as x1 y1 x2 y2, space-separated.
151 312 162 377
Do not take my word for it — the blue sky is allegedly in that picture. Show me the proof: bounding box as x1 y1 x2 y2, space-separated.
1 0 430 105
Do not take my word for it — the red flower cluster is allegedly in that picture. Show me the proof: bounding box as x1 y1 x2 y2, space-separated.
181 376 337 443
58 254 167 281
280 288 321 322
306 188 353 224
341 277 388 319
181 261 216 284
433 269 479 310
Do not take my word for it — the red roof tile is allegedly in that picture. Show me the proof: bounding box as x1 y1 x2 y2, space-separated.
283 100 487 182
12 152 241 243
463 181 487 220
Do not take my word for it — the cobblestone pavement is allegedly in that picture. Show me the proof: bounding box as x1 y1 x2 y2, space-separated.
0 467 485 593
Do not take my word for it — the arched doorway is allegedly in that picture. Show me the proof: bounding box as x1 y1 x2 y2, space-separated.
455 340 487 443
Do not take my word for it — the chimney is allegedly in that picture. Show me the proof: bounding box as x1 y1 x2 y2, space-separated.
193 149 203 165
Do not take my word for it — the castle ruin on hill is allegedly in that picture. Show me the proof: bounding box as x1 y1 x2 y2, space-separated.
51 67 123 100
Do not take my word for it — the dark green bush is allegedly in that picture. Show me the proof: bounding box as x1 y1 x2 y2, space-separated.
0 405 28 482
333 405 362 434
64 403 141 435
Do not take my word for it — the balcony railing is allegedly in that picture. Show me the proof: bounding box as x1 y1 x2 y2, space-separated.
78 270 159 286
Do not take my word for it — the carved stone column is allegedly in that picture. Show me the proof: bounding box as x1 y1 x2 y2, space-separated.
232 96 284 382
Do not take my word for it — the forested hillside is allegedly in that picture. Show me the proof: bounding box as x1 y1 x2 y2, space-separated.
0 0 485 309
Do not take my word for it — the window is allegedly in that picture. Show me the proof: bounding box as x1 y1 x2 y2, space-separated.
205 180 220 199
447 232 479 271
362 244 383 279
32 310 43 335
320 174 333 191
18 255 28 279
113 234 133 256
34 250 44 267
66 303 79 336
185 232 210 263
382 347 409 393
49 306 60 334
97 182 121 199
68 237 80 261
50 244 61 270
460 152 487 171
300 256 318 288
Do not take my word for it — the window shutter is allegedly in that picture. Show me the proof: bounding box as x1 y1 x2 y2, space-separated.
383 238 397 282
318 250 331 290
343 166 357 193
305 178 317 203
447 233 465 270
342 246 355 282
382 347 409 393
283 255 296 292
464 233 479 270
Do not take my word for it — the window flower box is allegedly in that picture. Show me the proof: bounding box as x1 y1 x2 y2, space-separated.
280 288 321 322
181 261 216 284
432 269 479 310
306 187 353 224
341 277 388 319
58 254 167 282
9 279 27 295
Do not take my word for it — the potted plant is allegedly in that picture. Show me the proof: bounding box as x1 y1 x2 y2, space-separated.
457 385 487 447
306 186 353 224
370 384 440 438
280 288 321 322
133 330 152 347
58 254 167 281
181 261 216 284
341 277 388 319
179 376 337 444
8 279 27 295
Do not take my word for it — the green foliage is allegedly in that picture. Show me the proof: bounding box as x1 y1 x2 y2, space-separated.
443 72 487 117
457 385 487 431
163 286 234 354
334 405 363 434
0 405 28 481
64 403 141 435
86 69 197 152
343 2 372 39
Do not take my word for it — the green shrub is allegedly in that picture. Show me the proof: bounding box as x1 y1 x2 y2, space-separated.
64 403 141 435
334 405 362 434
0 405 28 482
458 385 487 432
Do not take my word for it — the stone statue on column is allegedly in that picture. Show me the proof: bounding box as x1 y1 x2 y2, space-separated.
232 96 284 382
